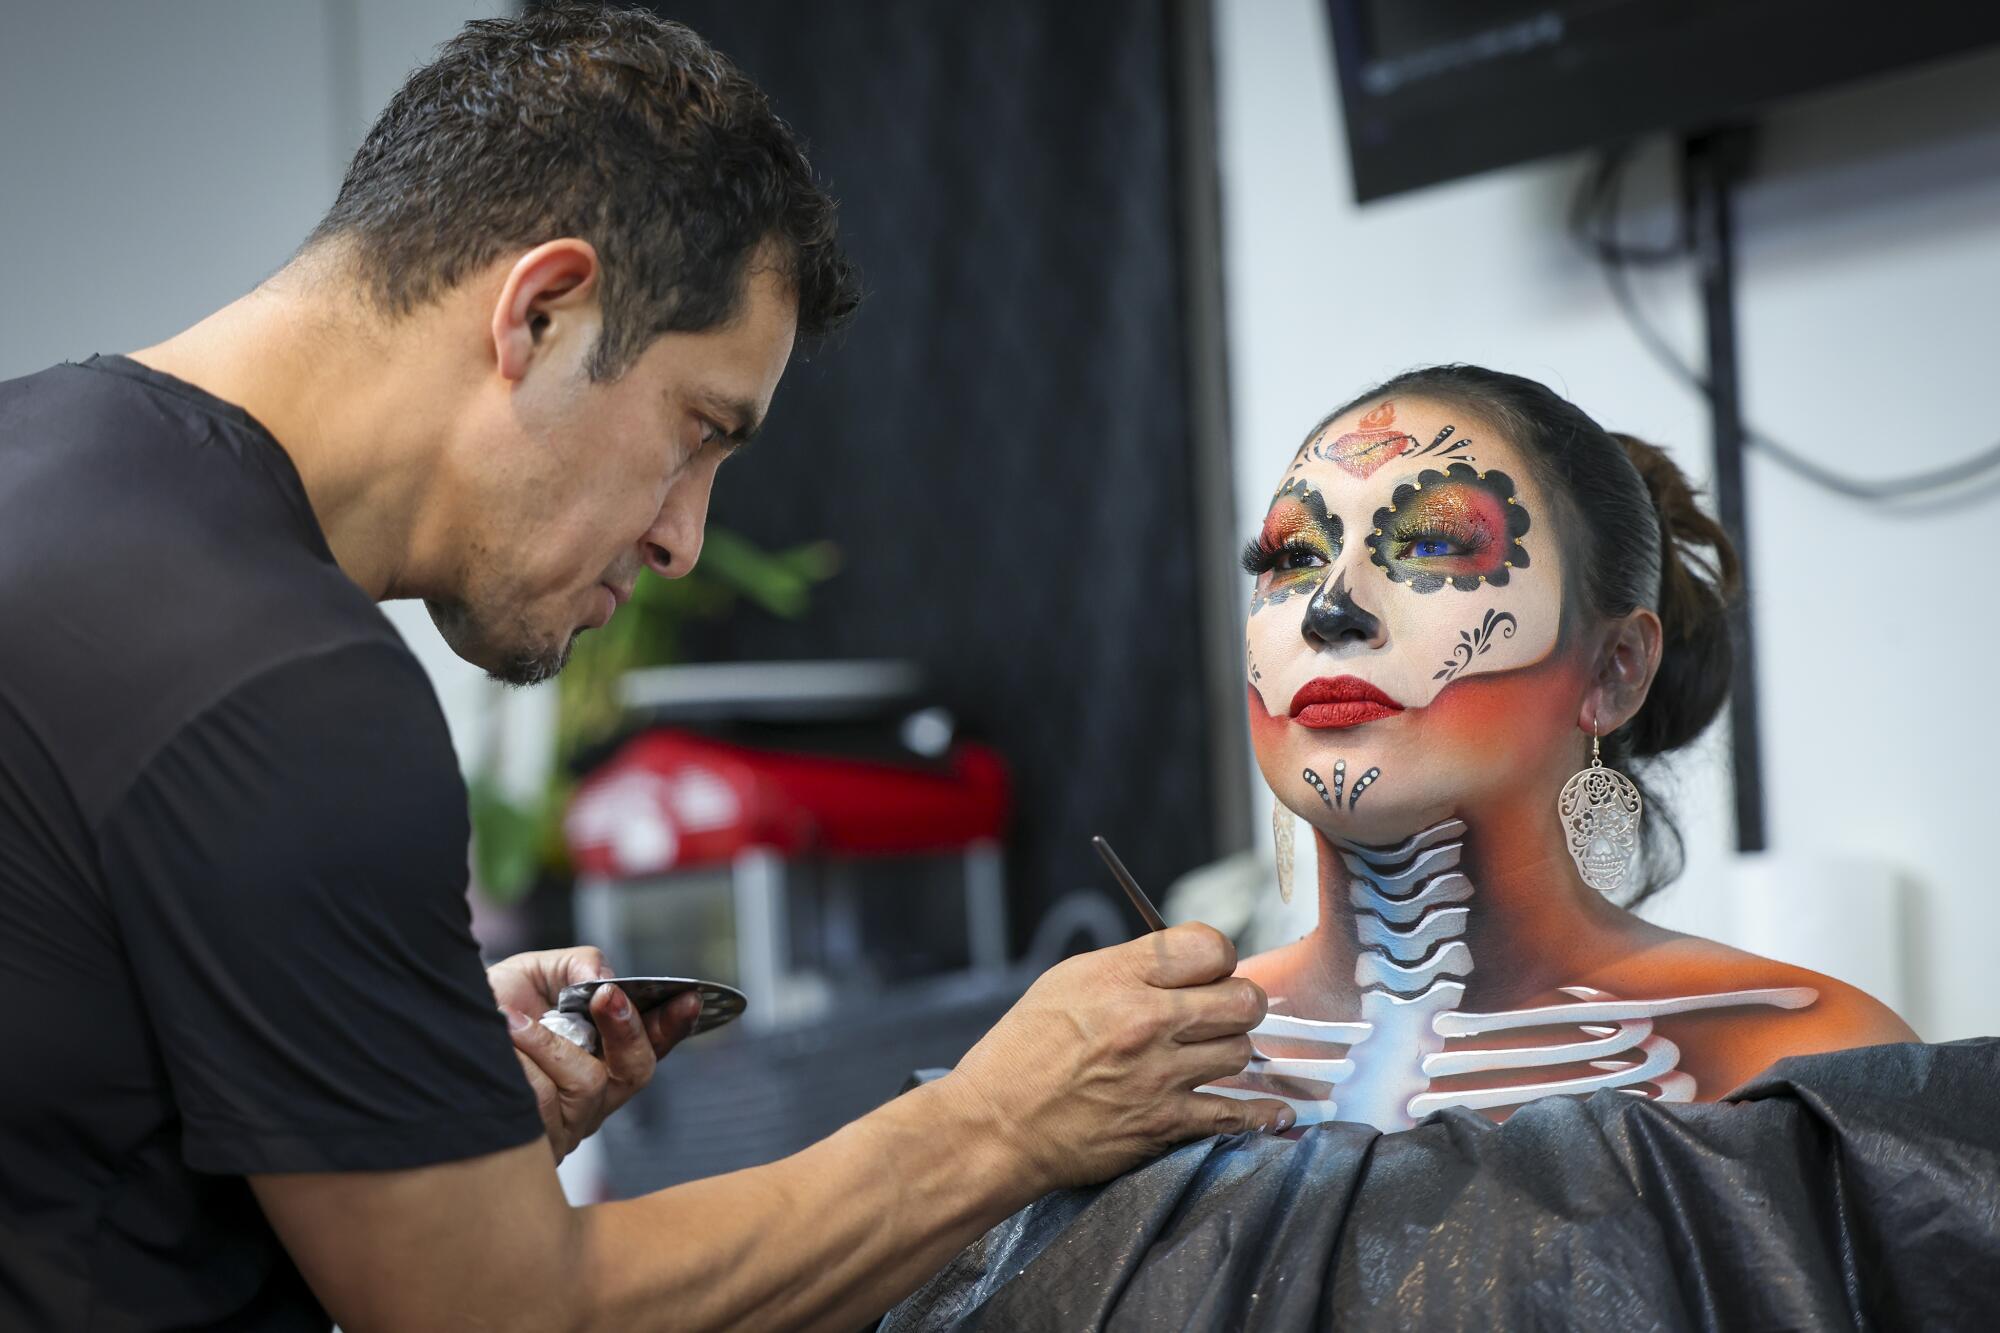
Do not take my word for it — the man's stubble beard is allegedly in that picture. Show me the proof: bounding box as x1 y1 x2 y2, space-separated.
425 596 579 688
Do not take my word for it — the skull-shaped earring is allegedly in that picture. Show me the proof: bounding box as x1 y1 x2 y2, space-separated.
1558 723 1643 893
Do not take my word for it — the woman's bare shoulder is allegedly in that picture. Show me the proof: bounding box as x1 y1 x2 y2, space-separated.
1235 936 1343 1012
1584 934 1918 1093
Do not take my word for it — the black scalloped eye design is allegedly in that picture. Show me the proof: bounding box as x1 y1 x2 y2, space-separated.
1366 462 1530 594
1248 478 1342 613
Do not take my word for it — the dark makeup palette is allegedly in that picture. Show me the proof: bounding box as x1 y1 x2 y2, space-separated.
557 976 748 1037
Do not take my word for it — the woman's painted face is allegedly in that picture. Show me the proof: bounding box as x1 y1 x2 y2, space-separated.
1245 398 1574 840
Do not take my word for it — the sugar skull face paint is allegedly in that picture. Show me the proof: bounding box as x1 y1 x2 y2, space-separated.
1246 399 1566 839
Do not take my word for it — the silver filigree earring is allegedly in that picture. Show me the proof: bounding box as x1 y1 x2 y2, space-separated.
1273 798 1296 904
1558 726 1643 892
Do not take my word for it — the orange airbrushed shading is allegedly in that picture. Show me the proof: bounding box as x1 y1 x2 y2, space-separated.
1418 655 1584 769
1323 399 1414 479
1247 682 1286 735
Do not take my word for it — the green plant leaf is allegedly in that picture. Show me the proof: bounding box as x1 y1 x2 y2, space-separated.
467 775 543 905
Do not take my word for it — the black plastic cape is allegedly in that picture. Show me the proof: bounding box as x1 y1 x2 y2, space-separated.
884 1039 2000 1331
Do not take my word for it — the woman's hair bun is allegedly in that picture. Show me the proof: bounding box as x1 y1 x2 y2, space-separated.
1610 433 1741 758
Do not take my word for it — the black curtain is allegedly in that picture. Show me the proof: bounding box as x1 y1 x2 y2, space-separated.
657 0 1218 944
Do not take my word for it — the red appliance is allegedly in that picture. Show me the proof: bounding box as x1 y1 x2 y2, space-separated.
564 728 1012 1031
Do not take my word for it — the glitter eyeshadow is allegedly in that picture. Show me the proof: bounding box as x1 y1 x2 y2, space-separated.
1388 486 1502 567
1368 463 1531 593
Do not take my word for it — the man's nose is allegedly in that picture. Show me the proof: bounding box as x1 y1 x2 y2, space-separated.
1302 568 1383 648
639 460 717 580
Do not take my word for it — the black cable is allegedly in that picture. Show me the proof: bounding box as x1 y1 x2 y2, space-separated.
1569 144 1687 268
1572 145 2000 503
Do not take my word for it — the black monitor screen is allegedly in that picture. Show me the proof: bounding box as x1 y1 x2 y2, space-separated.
1327 0 2000 202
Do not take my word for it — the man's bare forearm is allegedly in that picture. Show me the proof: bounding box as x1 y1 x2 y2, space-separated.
575 1075 1040 1332
257 928 1283 1331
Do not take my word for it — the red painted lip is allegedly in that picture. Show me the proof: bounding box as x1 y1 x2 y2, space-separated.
1288 675 1403 729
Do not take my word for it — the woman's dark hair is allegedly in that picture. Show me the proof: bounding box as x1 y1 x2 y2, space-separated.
306 4 860 379
1320 365 1741 904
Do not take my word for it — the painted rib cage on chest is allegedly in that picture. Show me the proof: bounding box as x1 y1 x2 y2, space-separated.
1202 819 1818 1131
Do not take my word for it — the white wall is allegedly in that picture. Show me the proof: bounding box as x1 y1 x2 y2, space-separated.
1216 0 2000 1040
0 0 546 799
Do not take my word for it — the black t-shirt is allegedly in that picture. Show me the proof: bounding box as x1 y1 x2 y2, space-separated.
0 357 543 1330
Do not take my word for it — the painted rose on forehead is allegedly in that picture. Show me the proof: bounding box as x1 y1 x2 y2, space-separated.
1295 399 1475 480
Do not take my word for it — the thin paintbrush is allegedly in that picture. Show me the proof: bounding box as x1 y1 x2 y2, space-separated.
1091 835 1168 933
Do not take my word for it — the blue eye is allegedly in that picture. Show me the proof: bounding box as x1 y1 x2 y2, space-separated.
1411 538 1455 558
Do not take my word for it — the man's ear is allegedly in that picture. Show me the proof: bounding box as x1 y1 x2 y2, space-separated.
1579 608 1663 735
490 239 601 383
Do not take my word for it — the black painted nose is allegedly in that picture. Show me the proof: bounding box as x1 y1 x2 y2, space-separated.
1303 570 1381 646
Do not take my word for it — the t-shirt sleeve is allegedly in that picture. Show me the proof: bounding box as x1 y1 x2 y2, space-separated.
94 640 543 1174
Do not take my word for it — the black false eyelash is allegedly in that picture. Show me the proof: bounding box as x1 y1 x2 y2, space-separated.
1241 537 1330 577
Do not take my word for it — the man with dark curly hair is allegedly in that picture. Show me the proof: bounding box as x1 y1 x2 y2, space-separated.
0 7 1287 1329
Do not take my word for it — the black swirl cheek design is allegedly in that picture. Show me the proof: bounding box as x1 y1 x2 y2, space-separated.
1434 609 1520 682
